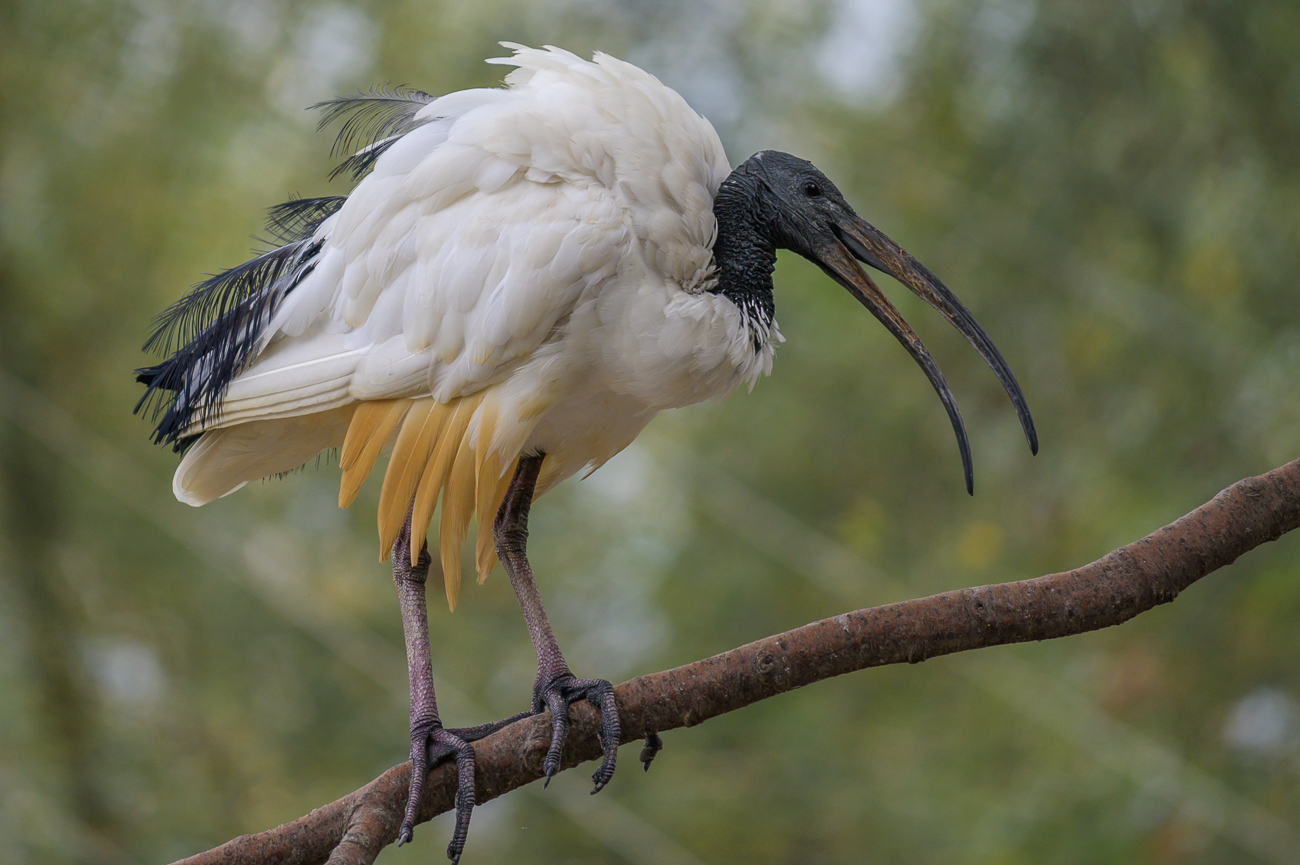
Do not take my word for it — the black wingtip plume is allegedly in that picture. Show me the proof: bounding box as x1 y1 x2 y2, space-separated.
312 86 436 181
135 196 346 449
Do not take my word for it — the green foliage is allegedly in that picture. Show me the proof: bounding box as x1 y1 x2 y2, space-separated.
2 1 1299 863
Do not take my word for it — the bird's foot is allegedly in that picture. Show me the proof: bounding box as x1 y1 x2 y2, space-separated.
533 673 621 792
401 714 527 864
400 725 474 863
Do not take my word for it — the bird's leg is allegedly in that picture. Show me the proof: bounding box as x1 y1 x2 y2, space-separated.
494 454 622 792
392 514 522 863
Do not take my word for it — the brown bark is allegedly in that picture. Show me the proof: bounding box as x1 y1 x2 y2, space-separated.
175 458 1300 865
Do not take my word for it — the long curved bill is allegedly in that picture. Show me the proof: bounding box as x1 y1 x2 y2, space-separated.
812 217 1037 494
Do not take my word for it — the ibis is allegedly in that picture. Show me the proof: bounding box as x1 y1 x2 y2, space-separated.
137 44 1036 862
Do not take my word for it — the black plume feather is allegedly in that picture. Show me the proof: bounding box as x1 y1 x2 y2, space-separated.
328 138 403 182
266 195 348 243
135 195 345 450
135 239 320 448
312 86 435 181
138 86 438 452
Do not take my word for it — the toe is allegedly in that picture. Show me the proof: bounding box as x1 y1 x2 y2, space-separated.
587 682 620 793
429 729 477 864
403 727 433 842
639 732 664 771
541 689 571 784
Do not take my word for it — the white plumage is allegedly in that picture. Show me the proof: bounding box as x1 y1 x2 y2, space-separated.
171 45 776 604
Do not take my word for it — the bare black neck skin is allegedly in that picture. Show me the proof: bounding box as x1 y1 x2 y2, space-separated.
711 159 777 344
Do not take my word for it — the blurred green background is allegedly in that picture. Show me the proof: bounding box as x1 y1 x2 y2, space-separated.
3 0 1300 862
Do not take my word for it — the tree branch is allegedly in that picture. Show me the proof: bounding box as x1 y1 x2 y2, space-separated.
175 457 1300 865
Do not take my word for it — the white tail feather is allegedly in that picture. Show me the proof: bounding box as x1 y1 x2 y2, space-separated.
173 408 352 506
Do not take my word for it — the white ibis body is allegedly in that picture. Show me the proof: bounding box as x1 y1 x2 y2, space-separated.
138 45 1036 861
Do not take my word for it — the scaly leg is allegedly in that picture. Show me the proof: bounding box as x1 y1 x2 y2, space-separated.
392 514 525 862
494 453 622 791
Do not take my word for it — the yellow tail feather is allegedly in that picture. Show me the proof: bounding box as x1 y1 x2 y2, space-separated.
400 398 477 561
339 400 409 508
438 437 478 610
407 404 457 567
472 405 502 583
375 398 448 560
474 452 503 582
337 390 531 610
476 457 517 583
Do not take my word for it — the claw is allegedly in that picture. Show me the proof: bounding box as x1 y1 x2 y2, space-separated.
639 732 663 772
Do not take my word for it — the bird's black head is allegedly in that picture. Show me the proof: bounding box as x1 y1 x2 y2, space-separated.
715 150 1038 494
718 150 856 258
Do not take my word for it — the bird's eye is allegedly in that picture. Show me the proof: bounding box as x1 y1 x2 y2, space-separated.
802 180 822 197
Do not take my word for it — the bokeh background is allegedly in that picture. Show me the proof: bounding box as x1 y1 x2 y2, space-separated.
4 0 1300 862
